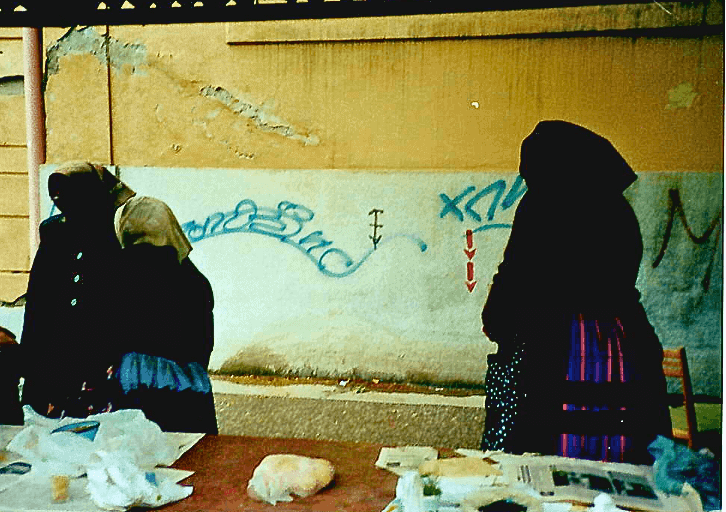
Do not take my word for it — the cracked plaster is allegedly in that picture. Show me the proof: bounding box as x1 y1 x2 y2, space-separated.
46 26 148 77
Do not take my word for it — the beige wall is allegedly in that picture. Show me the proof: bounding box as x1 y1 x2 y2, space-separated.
0 28 29 301
0 5 723 302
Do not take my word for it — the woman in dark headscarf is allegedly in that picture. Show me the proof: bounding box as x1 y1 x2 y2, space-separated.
21 162 135 418
114 196 218 434
480 121 672 464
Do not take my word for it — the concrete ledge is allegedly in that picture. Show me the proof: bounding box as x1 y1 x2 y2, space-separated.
211 379 485 408
212 379 485 449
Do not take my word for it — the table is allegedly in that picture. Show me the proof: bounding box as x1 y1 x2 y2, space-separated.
159 435 399 512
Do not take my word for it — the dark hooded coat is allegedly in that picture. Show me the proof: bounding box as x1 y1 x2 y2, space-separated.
481 121 672 462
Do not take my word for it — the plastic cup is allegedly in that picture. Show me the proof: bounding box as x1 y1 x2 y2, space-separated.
51 475 70 503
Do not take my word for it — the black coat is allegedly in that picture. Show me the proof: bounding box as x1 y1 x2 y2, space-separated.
482 122 664 368
116 243 217 434
119 244 214 368
482 192 651 358
0 343 22 425
20 215 124 417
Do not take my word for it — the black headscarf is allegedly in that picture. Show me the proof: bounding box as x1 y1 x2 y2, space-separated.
518 120 636 195
48 162 136 222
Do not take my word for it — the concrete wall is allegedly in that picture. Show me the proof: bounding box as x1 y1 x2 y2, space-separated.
0 4 722 394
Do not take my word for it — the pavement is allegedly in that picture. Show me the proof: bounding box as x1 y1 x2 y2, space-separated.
210 378 487 449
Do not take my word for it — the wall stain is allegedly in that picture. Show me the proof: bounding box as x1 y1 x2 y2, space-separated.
219 344 291 376
666 82 698 110
652 188 722 291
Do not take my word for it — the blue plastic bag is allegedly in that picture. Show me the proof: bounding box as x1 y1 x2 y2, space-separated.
648 435 721 511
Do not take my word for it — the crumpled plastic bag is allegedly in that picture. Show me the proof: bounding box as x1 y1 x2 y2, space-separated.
6 405 189 510
7 426 96 477
390 470 516 512
86 450 192 510
648 435 721 512
8 405 177 476
247 454 335 505
393 471 426 512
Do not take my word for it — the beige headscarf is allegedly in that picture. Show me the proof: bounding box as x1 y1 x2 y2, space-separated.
51 162 136 210
115 196 192 263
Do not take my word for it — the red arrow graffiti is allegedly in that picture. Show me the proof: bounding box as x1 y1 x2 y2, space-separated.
465 229 477 292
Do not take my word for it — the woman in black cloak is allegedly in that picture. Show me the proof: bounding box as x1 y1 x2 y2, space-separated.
480 121 672 464
21 162 135 418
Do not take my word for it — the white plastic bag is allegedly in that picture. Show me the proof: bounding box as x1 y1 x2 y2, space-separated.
247 454 335 505
6 405 186 510
89 408 177 469
7 426 97 476
8 405 177 474
86 450 192 511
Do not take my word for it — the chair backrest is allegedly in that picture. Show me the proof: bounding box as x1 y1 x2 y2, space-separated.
662 347 698 449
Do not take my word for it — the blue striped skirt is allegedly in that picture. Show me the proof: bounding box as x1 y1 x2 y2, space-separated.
558 314 633 462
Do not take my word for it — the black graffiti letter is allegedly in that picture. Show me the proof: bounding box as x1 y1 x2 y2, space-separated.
652 188 722 290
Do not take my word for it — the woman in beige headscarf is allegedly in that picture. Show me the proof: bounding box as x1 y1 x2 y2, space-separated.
114 196 217 434
21 162 135 419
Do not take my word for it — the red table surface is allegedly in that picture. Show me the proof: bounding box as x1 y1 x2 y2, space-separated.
160 435 399 512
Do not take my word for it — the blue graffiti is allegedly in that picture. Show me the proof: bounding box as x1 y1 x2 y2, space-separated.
182 199 427 278
439 176 526 233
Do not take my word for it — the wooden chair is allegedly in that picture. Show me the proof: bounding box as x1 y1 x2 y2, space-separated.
662 347 698 449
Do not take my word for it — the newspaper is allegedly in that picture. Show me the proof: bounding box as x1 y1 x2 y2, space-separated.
380 448 703 512
375 446 439 476
492 452 701 512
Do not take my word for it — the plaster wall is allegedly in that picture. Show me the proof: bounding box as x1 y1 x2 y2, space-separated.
0 7 722 393
43 24 723 173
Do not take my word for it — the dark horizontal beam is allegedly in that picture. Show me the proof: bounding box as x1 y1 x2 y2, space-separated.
0 1 678 27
